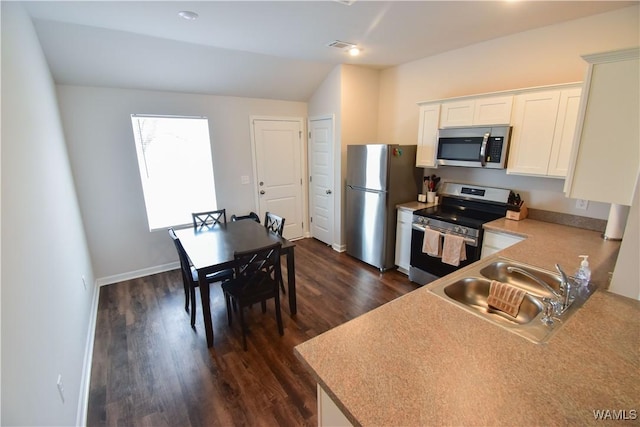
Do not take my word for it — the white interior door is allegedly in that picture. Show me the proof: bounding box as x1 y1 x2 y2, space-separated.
252 118 304 240
309 117 334 246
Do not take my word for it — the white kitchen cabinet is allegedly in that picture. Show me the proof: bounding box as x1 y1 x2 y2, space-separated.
318 385 353 427
416 103 440 167
481 230 524 259
440 95 513 128
507 85 581 177
547 88 582 177
395 208 413 274
564 48 639 205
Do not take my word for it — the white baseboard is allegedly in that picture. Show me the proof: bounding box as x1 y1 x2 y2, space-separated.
96 262 179 287
76 281 100 426
332 243 346 252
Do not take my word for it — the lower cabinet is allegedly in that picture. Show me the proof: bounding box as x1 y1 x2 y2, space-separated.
318 385 353 427
395 209 413 274
481 230 525 259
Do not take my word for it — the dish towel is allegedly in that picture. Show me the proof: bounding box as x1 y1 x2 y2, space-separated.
441 234 467 266
487 280 526 318
422 228 441 257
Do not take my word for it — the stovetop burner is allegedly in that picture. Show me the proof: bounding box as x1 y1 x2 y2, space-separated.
414 205 503 229
413 182 511 230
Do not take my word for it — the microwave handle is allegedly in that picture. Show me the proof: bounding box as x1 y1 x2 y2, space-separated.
479 132 490 167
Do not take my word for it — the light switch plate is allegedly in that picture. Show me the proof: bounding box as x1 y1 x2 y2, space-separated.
241 175 250 185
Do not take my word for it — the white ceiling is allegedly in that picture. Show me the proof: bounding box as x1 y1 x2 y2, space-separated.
23 1 636 101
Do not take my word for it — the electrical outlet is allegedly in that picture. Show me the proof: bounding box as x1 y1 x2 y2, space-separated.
57 375 65 403
575 199 589 210
82 275 87 290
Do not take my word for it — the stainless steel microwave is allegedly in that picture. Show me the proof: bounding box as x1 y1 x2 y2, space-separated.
436 126 511 169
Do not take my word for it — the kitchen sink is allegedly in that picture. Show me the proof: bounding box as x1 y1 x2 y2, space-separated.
429 257 594 344
479 260 562 299
443 277 544 326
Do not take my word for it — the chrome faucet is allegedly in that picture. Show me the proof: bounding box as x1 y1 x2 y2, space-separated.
555 264 573 310
506 266 562 299
506 265 573 314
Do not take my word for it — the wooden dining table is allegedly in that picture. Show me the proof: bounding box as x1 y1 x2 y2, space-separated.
175 219 297 347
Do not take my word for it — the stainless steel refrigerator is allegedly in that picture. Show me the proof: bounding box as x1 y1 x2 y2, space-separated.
346 144 417 271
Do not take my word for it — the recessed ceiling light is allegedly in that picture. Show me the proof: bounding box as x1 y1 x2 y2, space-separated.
178 10 199 21
348 46 361 56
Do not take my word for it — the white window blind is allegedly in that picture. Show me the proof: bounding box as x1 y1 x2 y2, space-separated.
131 114 218 231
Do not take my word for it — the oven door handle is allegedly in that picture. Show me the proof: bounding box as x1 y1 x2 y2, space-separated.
479 132 490 167
412 223 477 245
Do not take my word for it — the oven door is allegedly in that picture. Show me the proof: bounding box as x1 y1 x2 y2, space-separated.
410 225 480 279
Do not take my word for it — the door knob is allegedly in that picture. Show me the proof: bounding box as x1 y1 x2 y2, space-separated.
260 190 266 195
326 189 332 194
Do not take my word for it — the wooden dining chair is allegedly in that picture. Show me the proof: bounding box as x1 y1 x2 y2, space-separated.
230 211 260 223
221 242 284 351
264 212 286 293
168 228 234 328
192 209 226 232
264 212 285 236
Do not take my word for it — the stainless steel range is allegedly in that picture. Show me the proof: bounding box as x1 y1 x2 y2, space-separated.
409 182 511 285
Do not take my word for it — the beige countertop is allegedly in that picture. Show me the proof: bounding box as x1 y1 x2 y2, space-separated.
295 219 638 426
396 200 435 212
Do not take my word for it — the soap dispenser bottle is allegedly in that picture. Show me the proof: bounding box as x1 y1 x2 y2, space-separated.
575 255 591 287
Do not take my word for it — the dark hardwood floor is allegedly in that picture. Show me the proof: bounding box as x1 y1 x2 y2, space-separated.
87 238 418 426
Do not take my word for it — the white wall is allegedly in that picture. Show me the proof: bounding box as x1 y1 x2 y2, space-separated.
1 3 96 425
378 5 639 219
308 65 382 248
56 85 306 282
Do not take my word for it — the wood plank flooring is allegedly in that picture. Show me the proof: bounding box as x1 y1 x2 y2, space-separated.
87 237 418 426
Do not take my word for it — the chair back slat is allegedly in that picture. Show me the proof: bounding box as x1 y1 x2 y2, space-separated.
192 209 226 232
234 243 282 295
264 212 285 236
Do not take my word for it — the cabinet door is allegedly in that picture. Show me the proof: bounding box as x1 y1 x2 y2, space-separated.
547 88 581 177
565 50 639 205
473 95 513 125
440 100 474 127
481 230 524 259
416 104 440 167
507 90 560 176
395 209 413 274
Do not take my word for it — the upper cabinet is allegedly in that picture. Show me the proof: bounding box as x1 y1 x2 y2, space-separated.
416 103 440 168
564 48 639 206
417 84 581 173
440 96 513 128
507 85 581 177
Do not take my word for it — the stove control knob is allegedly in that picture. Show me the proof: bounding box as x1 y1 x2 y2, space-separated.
460 228 468 235
453 226 460 233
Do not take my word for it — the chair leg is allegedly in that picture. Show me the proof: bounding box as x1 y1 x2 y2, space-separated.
239 305 248 351
224 292 233 326
261 300 267 313
279 278 286 295
274 294 284 336
190 286 197 328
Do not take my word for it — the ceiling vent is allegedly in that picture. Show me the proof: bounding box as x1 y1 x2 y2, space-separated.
334 0 357 5
326 40 355 50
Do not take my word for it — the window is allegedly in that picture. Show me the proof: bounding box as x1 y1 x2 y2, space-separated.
131 114 217 231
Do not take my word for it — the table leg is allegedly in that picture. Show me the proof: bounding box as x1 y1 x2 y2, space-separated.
286 248 297 315
198 274 214 347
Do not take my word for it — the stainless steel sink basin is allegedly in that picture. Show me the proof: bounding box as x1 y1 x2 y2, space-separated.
443 277 544 326
479 260 562 299
429 257 594 344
